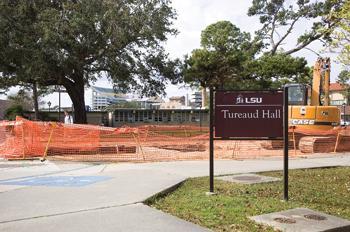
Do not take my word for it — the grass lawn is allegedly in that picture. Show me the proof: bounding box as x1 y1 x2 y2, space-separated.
148 167 350 232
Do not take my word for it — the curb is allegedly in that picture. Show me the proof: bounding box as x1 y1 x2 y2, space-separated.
143 178 187 205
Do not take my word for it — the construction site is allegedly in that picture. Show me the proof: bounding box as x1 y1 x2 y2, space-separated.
1 57 349 162
0 116 349 162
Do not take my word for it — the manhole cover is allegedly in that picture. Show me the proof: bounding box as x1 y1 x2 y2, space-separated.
233 176 262 181
304 214 327 221
273 217 296 224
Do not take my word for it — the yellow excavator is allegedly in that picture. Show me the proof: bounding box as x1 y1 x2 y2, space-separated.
287 57 340 130
261 58 341 151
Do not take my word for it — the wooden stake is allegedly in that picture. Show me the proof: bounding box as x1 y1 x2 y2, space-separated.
42 123 56 161
21 122 25 159
132 132 145 160
333 129 341 153
292 127 296 156
143 126 149 142
184 126 188 137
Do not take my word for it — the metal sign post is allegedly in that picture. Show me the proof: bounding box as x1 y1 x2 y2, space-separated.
209 87 214 193
209 88 288 200
283 87 289 201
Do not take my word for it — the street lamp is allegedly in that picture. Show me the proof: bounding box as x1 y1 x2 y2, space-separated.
54 86 67 122
47 101 51 112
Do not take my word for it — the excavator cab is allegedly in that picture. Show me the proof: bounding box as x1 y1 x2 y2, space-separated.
286 83 308 106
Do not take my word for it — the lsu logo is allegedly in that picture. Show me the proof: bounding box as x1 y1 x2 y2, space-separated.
236 94 244 104
236 94 262 104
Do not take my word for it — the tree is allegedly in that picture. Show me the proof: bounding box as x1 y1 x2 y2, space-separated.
248 0 344 55
0 0 180 124
183 21 311 92
183 21 260 90
4 105 25 121
337 70 350 103
7 89 33 111
0 1 45 119
4 89 32 121
249 53 312 89
331 0 350 66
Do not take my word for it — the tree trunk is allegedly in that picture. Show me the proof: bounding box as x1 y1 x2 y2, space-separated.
201 87 207 108
63 80 87 124
32 82 39 120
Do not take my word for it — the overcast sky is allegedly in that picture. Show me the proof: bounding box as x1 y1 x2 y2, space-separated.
1 0 343 107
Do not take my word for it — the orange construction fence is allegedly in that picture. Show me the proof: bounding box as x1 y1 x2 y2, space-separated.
0 117 349 162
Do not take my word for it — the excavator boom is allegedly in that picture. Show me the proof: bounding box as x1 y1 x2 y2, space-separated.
310 57 331 106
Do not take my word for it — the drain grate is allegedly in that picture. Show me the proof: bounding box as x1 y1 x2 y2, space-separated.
251 208 350 231
304 214 327 221
216 174 280 184
273 217 296 224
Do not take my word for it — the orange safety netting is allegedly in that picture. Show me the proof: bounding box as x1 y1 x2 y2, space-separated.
0 117 349 162
0 117 141 160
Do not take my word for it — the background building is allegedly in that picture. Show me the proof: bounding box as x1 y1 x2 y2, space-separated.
192 92 202 108
329 83 350 122
91 86 127 111
112 109 208 127
330 83 348 106
160 96 189 109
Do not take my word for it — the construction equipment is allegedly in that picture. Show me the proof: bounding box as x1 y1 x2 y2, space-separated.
287 57 340 130
262 58 343 152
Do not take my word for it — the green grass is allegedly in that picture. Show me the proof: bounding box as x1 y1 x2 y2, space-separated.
148 167 350 232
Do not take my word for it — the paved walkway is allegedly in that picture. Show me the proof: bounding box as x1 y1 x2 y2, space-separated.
0 153 349 231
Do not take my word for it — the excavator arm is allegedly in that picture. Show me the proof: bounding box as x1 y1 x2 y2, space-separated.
311 57 331 106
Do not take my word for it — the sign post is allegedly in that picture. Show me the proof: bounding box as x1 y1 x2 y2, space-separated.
283 87 289 201
209 87 214 193
209 89 288 200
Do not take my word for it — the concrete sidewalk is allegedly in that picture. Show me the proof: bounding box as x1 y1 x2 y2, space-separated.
0 153 349 232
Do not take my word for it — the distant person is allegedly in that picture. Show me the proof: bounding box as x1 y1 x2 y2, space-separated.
64 111 74 124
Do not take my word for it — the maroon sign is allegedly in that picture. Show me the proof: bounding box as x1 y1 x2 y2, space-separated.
215 91 283 138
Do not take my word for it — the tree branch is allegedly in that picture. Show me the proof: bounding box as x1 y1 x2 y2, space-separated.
285 33 323 55
269 4 283 49
271 16 300 55
84 66 111 73
36 77 59 87
270 18 277 48
285 21 338 55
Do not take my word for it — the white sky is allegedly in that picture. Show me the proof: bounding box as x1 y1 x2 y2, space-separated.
0 0 343 108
